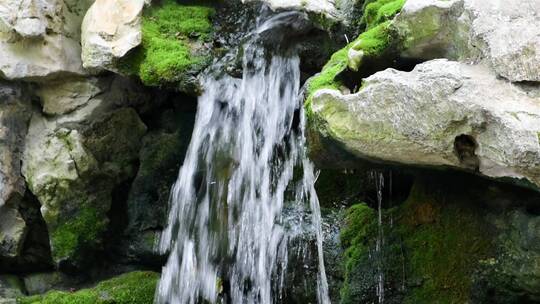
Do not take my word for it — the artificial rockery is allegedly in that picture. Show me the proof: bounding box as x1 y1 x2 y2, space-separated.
0 0 538 303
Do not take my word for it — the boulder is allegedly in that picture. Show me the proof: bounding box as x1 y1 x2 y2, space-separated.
0 0 93 80
21 76 148 268
394 0 540 82
35 78 102 115
0 82 32 207
0 275 24 304
0 206 26 258
81 0 145 72
311 59 540 188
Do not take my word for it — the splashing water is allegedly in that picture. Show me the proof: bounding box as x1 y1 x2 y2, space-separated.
156 11 330 304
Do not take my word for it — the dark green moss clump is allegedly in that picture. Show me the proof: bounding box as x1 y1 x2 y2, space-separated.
339 177 495 304
18 271 159 304
119 0 215 92
51 206 108 263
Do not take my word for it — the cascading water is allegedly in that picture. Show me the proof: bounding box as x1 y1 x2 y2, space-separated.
156 11 330 304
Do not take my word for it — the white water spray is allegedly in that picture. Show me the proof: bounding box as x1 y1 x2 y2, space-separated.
156 11 330 304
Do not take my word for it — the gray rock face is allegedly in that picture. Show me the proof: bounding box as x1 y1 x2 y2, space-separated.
394 0 540 82
0 206 26 258
0 82 32 207
0 275 23 304
21 75 149 267
81 0 144 72
311 59 540 187
0 0 93 80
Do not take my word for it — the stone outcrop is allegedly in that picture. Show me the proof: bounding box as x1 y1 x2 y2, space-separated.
312 59 540 187
81 0 145 72
0 0 94 80
22 76 149 268
394 0 540 82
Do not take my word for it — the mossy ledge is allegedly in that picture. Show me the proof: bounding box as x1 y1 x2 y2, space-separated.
304 0 405 115
17 271 159 304
118 0 215 93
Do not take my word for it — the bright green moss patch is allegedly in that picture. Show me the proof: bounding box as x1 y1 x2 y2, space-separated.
119 0 215 90
18 271 159 304
362 0 406 30
51 206 108 262
305 0 405 111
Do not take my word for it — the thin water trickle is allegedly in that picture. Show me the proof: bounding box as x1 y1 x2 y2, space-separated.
156 11 330 304
372 172 385 304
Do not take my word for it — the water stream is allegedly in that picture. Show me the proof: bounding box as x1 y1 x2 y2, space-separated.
156 11 330 304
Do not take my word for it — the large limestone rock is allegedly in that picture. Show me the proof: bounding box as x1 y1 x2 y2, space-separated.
22 76 148 268
81 0 145 72
394 0 540 82
311 59 540 187
0 0 93 80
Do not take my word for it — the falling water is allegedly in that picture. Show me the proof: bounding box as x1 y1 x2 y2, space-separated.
156 11 330 304
372 172 385 304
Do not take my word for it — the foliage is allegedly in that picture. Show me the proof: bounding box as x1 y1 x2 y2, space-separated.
119 0 215 89
18 271 159 304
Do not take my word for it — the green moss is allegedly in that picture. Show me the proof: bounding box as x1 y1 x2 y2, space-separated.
400 182 493 304
304 0 405 111
339 178 494 303
119 0 214 90
51 206 108 262
17 271 159 304
362 0 406 30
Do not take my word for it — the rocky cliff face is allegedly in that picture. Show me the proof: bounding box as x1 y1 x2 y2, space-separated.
0 0 539 303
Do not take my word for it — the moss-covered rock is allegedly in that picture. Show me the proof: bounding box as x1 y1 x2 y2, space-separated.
22 98 147 269
119 0 215 94
17 271 159 304
339 176 497 304
304 0 405 111
124 105 195 263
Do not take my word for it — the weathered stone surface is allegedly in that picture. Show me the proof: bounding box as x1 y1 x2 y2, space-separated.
0 275 24 304
473 210 540 303
311 59 540 187
0 0 93 80
81 0 144 72
0 206 26 258
23 272 72 295
124 107 194 264
21 76 148 268
36 78 102 115
0 82 32 207
394 0 540 82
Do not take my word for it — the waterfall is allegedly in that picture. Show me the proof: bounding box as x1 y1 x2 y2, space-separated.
156 11 330 304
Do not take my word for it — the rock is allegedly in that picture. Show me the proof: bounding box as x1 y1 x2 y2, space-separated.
394 0 540 82
243 0 340 23
22 272 71 295
311 59 540 188
21 76 148 268
473 210 540 303
35 78 102 115
124 107 194 264
0 275 24 304
0 0 93 80
0 206 27 258
81 0 145 72
0 81 32 207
